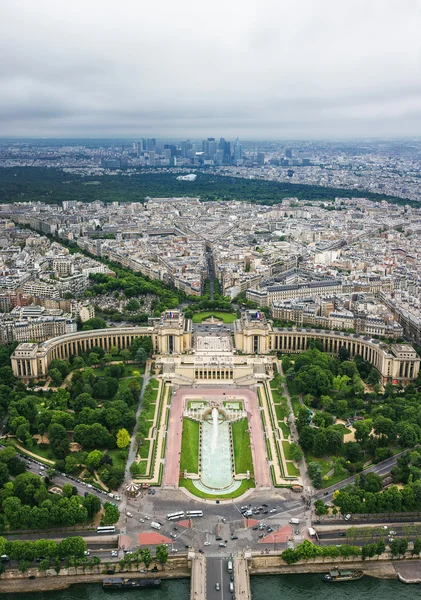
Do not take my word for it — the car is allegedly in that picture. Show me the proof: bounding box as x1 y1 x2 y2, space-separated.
173 526 178 530
252 526 258 531
28 575 36 580
171 548 178 553
216 536 222 541
221 518 226 523
215 583 220 591
198 549 204 554
84 551 90 556
111 550 118 557
294 529 299 535
204 541 210 546
127 512 133 518
151 489 156 495
258 533 265 538
139 519 145 523
171 533 177 539
219 543 227 548
339 532 346 537
269 509 277 513
125 551 133 556
106 569 115 574
231 535 238 540
262 510 268 514
267 527 273 533
144 515 150 520
230 575 234 581
262 503 268 507
324 491 329 496
157 520 164 526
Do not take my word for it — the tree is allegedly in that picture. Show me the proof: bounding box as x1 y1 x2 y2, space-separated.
155 544 168 568
82 494 101 518
82 317 106 331
314 499 329 516
116 428 131 449
59 537 87 559
353 421 371 445
135 348 148 366
325 427 343 455
281 548 299 564
49 368 63 386
86 450 104 470
289 443 303 463
412 538 421 556
101 502 120 525
120 349 132 363
141 548 152 568
307 462 323 489
295 365 333 397
48 423 70 458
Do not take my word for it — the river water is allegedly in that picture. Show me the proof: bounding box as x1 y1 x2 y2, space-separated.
3 575 417 600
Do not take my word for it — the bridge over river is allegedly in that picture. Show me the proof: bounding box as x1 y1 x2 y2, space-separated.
190 552 251 600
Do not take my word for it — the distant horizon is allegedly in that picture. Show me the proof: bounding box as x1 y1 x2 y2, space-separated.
1 136 421 143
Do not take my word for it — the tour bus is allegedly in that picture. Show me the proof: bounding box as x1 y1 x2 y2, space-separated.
96 526 116 534
227 560 233 573
186 510 203 518
151 522 162 530
167 511 185 521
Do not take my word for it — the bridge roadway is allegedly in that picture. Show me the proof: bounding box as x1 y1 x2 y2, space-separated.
191 553 251 600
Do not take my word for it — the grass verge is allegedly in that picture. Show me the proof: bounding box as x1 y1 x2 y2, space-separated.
231 418 254 475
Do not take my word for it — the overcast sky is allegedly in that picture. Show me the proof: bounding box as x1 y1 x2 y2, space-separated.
1 0 421 139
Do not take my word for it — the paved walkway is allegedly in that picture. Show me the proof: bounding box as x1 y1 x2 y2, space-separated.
124 361 151 484
276 359 311 490
164 387 271 490
234 553 251 600
137 532 172 545
190 553 206 600
163 388 184 488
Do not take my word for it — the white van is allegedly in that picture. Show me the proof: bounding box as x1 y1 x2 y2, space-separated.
229 582 234 593
289 518 300 525
344 513 351 521
151 522 162 530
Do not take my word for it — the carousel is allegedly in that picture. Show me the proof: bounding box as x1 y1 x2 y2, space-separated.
125 480 140 497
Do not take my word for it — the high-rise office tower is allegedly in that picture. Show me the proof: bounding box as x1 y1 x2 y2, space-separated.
147 138 156 151
257 152 265 166
285 148 293 158
149 151 155 167
164 148 171 161
181 140 191 158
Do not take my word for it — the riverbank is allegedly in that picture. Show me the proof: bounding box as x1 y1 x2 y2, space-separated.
1 556 419 594
0 568 191 594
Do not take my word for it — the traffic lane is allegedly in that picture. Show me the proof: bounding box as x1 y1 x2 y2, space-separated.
206 557 231 600
314 453 404 501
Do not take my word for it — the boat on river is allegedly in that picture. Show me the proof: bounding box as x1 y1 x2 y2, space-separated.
103 578 161 589
323 570 364 582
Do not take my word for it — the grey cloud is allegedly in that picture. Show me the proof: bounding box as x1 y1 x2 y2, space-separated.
0 0 420 138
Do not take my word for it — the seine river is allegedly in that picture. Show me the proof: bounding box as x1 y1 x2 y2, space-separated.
3 575 417 600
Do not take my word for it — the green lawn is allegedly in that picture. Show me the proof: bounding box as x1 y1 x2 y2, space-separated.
275 404 288 421
322 467 349 488
282 440 292 460
180 419 199 473
305 453 332 477
231 418 254 475
138 440 151 459
108 448 129 469
179 478 255 499
192 311 237 323
332 423 351 435
286 462 300 476
118 375 143 393
279 422 291 438
138 461 148 475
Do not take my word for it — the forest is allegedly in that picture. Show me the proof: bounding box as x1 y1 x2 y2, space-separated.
0 167 414 206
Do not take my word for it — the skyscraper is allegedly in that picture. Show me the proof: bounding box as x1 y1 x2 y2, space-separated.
149 151 155 167
257 152 265 166
285 148 293 158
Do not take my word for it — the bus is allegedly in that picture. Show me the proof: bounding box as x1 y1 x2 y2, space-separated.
186 510 203 518
167 511 185 521
96 526 116 534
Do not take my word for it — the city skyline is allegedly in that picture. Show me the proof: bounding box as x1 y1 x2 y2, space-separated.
1 0 420 138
